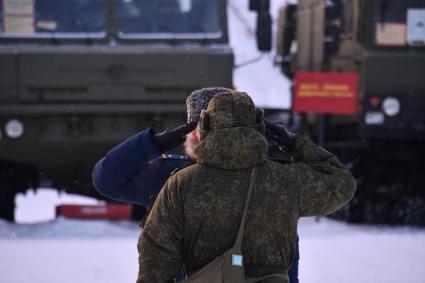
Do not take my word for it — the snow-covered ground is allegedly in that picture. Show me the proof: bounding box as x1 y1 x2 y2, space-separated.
15 189 102 223
1 216 425 283
298 218 425 283
4 191 425 283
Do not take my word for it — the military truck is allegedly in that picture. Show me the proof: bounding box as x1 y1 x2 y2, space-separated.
0 0 233 221
266 0 425 225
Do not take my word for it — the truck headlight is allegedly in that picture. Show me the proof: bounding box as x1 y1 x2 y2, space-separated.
5 119 24 139
382 97 400 116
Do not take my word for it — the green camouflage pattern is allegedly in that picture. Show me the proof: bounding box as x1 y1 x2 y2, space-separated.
137 92 356 283
195 126 268 169
206 91 257 129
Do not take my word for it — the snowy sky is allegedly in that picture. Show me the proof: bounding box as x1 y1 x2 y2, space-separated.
229 0 293 109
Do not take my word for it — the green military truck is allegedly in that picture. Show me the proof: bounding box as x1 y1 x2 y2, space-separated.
272 0 425 225
0 0 233 221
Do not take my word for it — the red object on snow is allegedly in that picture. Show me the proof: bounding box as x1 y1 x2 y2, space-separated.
56 204 132 220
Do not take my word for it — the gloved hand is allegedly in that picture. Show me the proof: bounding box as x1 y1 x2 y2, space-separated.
151 122 197 152
264 120 296 151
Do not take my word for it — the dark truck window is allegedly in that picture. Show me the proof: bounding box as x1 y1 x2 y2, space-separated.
372 0 425 47
0 0 105 37
117 0 221 37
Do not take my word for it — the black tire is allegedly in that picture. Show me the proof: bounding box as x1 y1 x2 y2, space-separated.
0 181 16 222
0 159 39 222
403 197 425 227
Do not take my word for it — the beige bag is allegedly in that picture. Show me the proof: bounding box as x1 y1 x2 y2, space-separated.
181 167 289 283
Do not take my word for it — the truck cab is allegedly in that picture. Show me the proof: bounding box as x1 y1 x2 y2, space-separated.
0 0 233 221
274 0 425 225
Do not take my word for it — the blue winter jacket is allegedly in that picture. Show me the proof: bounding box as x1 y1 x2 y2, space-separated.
92 129 299 283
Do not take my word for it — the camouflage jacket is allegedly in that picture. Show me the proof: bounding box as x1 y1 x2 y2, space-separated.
137 92 356 283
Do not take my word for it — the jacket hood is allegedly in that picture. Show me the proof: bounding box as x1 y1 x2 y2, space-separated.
194 91 268 169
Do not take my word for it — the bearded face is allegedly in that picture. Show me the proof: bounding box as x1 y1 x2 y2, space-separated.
184 131 200 160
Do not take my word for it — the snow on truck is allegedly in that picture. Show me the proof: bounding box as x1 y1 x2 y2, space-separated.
0 0 233 221
260 0 425 225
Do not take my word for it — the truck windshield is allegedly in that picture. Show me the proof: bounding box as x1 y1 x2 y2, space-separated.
0 0 105 37
372 0 425 47
117 0 222 38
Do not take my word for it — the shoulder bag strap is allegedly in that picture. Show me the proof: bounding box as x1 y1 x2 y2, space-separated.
234 166 258 250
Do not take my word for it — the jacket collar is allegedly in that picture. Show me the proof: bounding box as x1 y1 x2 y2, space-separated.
194 125 268 169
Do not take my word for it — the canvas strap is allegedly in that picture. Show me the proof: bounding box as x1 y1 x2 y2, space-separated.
234 166 258 250
245 274 290 283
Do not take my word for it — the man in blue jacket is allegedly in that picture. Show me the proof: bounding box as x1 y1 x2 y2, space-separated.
92 87 299 282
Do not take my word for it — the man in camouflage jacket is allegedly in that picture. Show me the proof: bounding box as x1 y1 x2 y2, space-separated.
137 91 356 282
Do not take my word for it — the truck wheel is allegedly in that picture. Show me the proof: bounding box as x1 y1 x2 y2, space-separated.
403 197 425 227
0 181 16 222
0 160 39 222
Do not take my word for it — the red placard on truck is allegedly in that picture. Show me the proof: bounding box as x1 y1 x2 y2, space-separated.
294 72 359 114
56 204 133 220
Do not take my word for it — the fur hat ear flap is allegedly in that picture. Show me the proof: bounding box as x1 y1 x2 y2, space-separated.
199 109 210 139
256 108 265 123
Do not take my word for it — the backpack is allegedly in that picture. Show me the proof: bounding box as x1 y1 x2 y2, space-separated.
181 167 289 283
